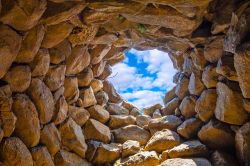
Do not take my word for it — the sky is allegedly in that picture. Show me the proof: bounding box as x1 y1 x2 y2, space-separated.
108 49 177 109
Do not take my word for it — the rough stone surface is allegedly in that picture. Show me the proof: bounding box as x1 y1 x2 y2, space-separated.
31 146 55 166
177 118 203 139
179 96 196 118
211 151 239 166
122 140 140 158
107 103 129 115
68 105 90 127
108 115 136 129
79 87 97 108
136 115 152 127
160 158 212 166
87 105 110 124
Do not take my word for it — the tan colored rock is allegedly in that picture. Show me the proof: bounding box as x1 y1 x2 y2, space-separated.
188 72 205 96
59 118 87 158
92 33 118 45
93 143 121 164
0 137 33 166
0 128 3 143
77 67 93 87
95 91 109 107
115 151 159 166
31 146 55 166
0 24 22 79
0 85 13 113
52 96 68 125
30 49 50 77
55 150 92 166
177 118 203 139
235 122 250 166
215 82 249 125
109 115 136 129
3 65 31 93
85 140 102 162
243 99 250 113
160 158 212 166
45 65 66 92
130 108 141 117
64 77 79 104
122 140 140 158
90 44 111 65
99 64 112 80
42 22 73 48
84 119 111 143
136 115 151 127
107 103 129 115
66 45 90 75
122 101 139 112
92 60 107 77
113 125 150 145
40 123 61 156
103 80 122 103
202 65 219 88
87 105 110 124
79 87 97 108
163 98 180 115
12 94 40 148
198 119 234 149
145 129 180 153
68 105 90 127
28 78 55 124
195 89 217 122
148 115 182 134
211 151 239 166
204 37 224 63
162 140 208 160
0 111 16 137
179 96 196 118
49 39 71 64
163 87 177 104
90 79 103 93
144 103 162 116
190 48 207 70
15 25 45 63
175 77 189 99
153 109 162 119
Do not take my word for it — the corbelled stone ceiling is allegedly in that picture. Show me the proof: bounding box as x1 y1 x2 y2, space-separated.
0 0 249 166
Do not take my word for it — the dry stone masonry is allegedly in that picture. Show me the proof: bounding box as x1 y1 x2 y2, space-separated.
0 0 249 166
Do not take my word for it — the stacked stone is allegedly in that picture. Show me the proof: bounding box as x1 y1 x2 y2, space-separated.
0 0 249 166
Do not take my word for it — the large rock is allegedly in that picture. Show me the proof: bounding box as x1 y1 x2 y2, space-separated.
77 67 93 87
215 82 249 125
160 158 212 166
198 119 235 149
136 115 152 127
175 77 189 99
202 65 219 88
107 103 129 115
179 96 196 118
99 64 112 80
0 137 33 166
52 96 68 125
145 129 181 153
163 98 180 115
177 118 203 139
3 65 31 93
40 123 61 156
103 80 122 103
122 140 140 158
12 94 40 148
49 39 71 64
87 105 110 123
31 146 55 166
188 72 205 96
95 91 109 107
161 140 208 160
113 125 150 145
0 85 13 113
115 151 159 166
64 77 79 104
45 65 66 92
211 151 239 166
90 44 111 65
0 24 22 79
28 78 55 124
79 87 97 108
68 106 90 127
163 86 177 104
108 115 136 129
84 119 111 143
195 89 217 122
90 78 103 93
235 122 250 166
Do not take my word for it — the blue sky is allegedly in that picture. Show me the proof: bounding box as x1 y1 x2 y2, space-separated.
108 49 176 108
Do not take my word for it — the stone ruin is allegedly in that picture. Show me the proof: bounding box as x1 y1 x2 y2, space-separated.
0 0 249 166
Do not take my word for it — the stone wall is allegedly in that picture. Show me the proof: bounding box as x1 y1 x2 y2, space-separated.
0 0 249 166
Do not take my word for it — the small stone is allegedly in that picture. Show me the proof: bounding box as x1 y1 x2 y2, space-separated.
31 146 54 166
68 105 90 127
177 118 203 139
160 158 212 166
0 110 16 137
136 115 152 127
179 96 196 118
144 103 162 116
77 67 93 87
90 79 103 93
122 101 140 112
108 115 136 129
95 91 109 107
30 49 50 77
64 77 79 104
122 140 140 158
0 85 13 113
87 105 110 124
107 103 129 115
211 150 239 166
79 87 97 108
103 80 122 103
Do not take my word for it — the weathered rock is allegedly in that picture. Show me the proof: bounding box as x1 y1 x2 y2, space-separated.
204 37 224 63
15 25 45 63
77 67 93 87
95 91 109 107
211 151 239 166
79 87 97 108
84 119 111 143
175 77 189 99
177 118 203 139
0 137 33 166
59 118 87 158
93 143 121 164
92 60 107 77
107 103 129 115
49 39 71 64
235 122 250 166
90 44 111 65
179 96 196 118
215 82 249 125
90 78 103 93
0 85 13 113
122 101 139 112
45 65 66 92
136 115 151 128
190 48 207 70
188 72 205 96
0 111 16 137
195 89 217 122
64 77 79 104
122 140 140 158
66 45 90 75
103 80 122 103
163 98 180 115
28 78 55 124
198 119 235 149
115 151 159 166
0 24 22 79
87 105 110 123
152 109 162 118
30 49 50 77
3 65 31 93
160 158 212 166
109 115 136 129
113 125 150 145
99 64 112 80
130 108 141 117
52 96 68 125
68 105 90 126
202 65 219 88
145 129 181 153
40 123 61 156
148 115 182 134
144 103 162 116
31 146 55 166
12 94 40 148
163 87 177 104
